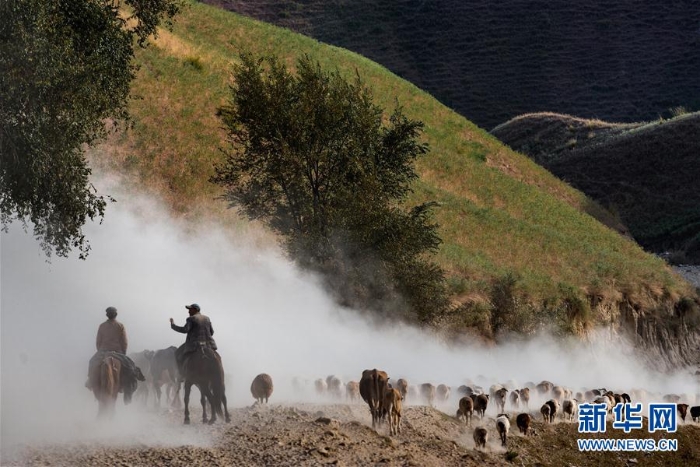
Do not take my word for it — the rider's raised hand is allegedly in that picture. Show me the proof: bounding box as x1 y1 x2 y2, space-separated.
169 318 174 324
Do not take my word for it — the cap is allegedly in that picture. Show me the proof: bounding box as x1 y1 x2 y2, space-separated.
185 303 201 312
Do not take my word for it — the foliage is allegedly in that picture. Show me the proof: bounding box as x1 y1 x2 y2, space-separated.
213 53 450 323
0 0 180 258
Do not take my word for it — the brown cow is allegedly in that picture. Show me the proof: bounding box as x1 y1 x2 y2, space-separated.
384 387 403 435
250 373 273 404
359 369 389 429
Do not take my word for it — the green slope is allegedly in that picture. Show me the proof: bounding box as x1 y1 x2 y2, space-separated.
92 1 695 337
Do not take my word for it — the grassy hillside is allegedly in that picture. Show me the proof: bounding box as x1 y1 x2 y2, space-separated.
92 1 695 341
202 0 700 130
492 112 700 264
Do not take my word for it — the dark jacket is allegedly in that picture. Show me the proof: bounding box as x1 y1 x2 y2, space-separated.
171 313 217 350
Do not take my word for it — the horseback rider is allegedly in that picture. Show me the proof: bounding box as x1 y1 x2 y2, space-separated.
86 306 144 397
170 303 218 375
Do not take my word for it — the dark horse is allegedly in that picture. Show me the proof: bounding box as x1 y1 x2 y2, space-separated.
93 354 121 418
181 343 230 425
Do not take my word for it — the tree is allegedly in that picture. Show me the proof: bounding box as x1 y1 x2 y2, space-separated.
0 0 180 258
214 53 450 323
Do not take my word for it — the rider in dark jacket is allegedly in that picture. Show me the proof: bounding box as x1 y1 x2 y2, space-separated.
170 303 217 374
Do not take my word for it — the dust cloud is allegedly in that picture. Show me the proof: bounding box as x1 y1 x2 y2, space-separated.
2 181 698 458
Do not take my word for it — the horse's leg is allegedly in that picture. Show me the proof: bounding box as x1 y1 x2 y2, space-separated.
200 387 208 424
201 385 217 425
183 382 192 425
222 390 231 423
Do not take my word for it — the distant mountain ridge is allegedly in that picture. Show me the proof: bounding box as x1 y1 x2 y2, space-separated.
202 0 700 130
492 111 700 263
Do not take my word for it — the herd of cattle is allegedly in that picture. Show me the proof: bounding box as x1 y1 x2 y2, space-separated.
126 348 700 449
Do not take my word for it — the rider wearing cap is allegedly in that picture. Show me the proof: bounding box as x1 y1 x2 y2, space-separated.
170 303 217 375
86 306 144 395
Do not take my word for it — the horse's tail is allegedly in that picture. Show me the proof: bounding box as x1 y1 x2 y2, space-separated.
208 349 224 418
100 356 118 400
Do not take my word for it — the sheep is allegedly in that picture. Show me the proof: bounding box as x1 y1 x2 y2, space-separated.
509 389 520 410
516 413 532 435
315 378 327 395
384 387 403 435
496 414 510 447
250 373 273 404
593 396 611 414
537 381 553 396
326 375 343 399
546 399 560 420
456 396 474 426
690 405 700 422
458 385 474 397
541 403 552 423
473 426 488 450
472 393 489 419
420 383 436 407
677 403 689 422
552 385 565 401
395 378 408 400
494 387 508 413
519 387 530 409
437 384 451 403
663 394 681 403
408 385 418 401
346 381 360 402
562 399 578 422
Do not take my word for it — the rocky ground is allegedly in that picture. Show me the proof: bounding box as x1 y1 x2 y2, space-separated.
5 401 700 467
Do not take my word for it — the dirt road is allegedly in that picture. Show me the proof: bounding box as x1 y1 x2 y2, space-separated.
5 400 700 466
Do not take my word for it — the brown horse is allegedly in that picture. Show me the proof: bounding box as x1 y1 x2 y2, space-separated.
93 355 121 418
181 344 230 425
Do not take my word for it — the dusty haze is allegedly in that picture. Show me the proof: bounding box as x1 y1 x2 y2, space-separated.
2 177 698 459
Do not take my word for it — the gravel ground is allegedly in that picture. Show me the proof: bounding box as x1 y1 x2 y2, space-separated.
4 400 700 467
